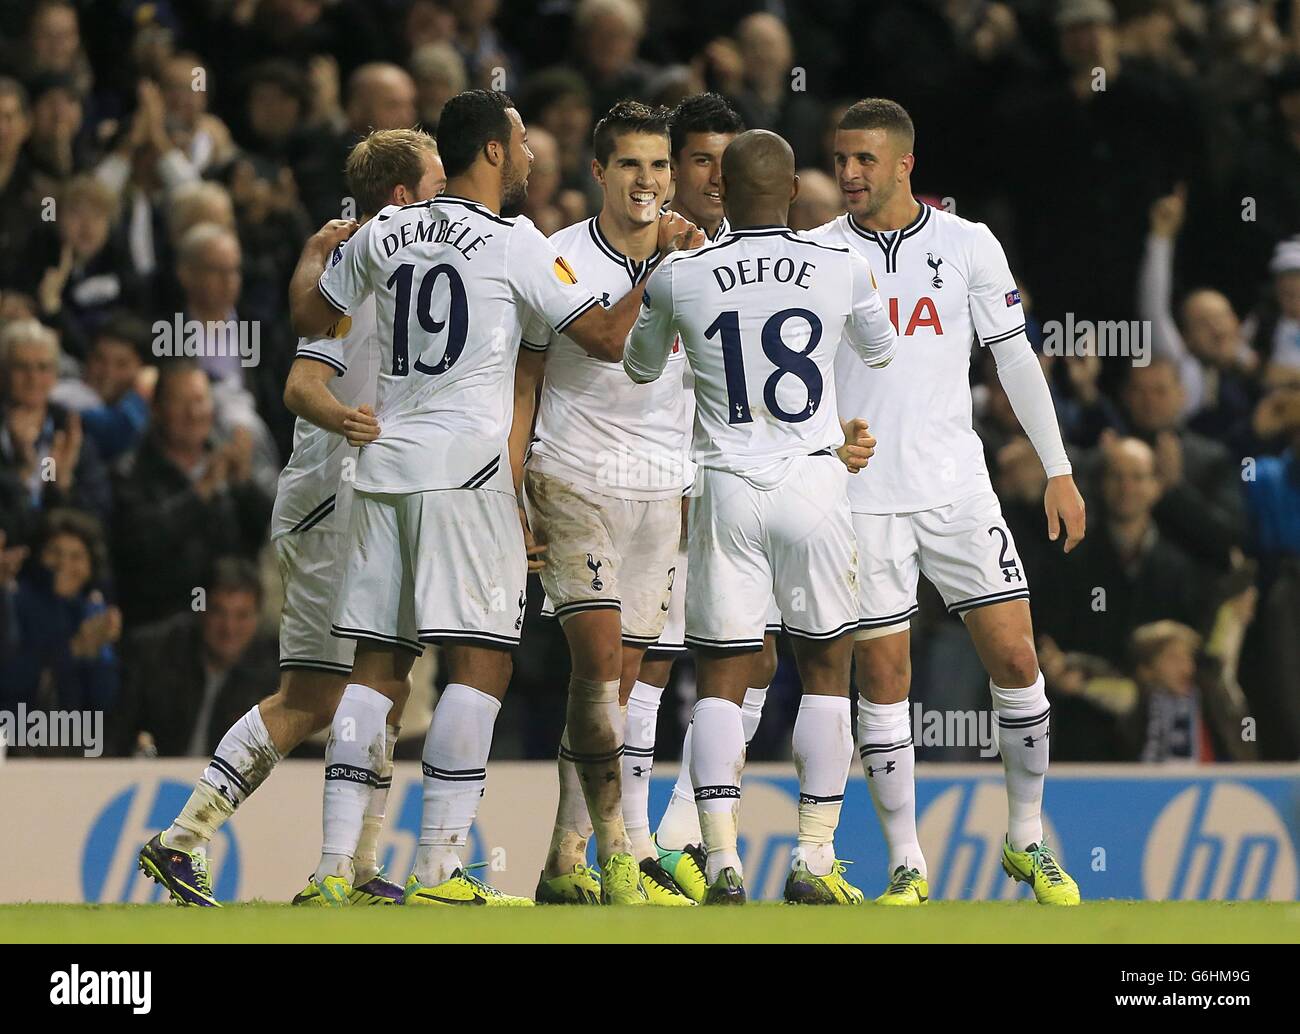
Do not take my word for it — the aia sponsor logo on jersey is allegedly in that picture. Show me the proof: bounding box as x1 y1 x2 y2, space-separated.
886 296 943 336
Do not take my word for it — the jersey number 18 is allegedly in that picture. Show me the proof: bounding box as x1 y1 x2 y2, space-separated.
705 307 823 424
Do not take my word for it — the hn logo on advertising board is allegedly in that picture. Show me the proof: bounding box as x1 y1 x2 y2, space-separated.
82 780 240 903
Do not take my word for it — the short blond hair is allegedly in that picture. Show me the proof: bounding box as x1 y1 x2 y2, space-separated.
61 174 119 224
346 128 438 217
1129 620 1201 672
1 317 60 366
168 181 234 245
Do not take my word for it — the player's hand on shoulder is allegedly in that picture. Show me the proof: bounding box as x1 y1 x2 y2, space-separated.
837 417 876 474
342 404 380 446
312 218 359 252
657 211 706 254
1044 473 1086 554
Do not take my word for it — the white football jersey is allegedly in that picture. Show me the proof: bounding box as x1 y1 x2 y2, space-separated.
271 293 380 539
625 226 896 486
318 195 599 495
526 217 689 500
809 203 1026 513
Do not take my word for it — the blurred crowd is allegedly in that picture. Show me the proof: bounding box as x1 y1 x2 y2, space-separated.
0 0 1297 763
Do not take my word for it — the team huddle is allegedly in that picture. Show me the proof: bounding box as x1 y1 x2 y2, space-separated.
137 87 1087 909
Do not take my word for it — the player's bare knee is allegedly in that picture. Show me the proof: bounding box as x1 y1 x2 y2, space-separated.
855 640 911 703
750 637 779 689
445 644 513 697
987 634 1040 691
275 670 346 732
990 640 1040 689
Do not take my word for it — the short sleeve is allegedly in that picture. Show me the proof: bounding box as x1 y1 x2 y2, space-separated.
506 219 601 335
294 323 350 375
317 221 375 316
624 256 678 383
967 222 1025 347
843 249 896 368
520 307 551 353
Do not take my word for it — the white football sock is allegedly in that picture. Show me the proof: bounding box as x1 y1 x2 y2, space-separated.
689 697 745 883
565 675 629 863
316 684 393 883
546 725 594 876
165 705 281 851
792 694 853 877
623 680 663 862
992 674 1050 851
656 720 702 850
656 683 767 852
414 684 500 886
740 685 768 744
353 723 399 885
857 696 925 877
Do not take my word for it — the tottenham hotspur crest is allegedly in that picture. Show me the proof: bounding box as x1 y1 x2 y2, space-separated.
926 252 944 289
586 553 604 591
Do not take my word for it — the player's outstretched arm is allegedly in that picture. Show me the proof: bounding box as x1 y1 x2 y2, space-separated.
566 211 704 363
289 219 358 338
283 357 379 445
844 251 898 368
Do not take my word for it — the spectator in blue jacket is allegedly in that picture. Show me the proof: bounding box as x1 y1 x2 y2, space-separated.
50 311 152 462
0 318 112 538
0 507 121 714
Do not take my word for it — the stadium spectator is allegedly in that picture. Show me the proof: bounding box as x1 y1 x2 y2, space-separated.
36 174 146 361
111 555 277 757
7 0 93 98
451 0 518 92
788 168 841 231
158 53 235 175
0 318 111 537
730 13 824 166
110 360 271 626
172 220 291 468
0 507 120 719
1258 235 1300 377
519 67 594 200
1009 0 1200 325
1107 360 1248 568
1131 614 1257 764
409 42 468 130
295 62 417 224
1035 436 1208 668
0 78 53 295
517 126 571 236
49 311 152 463
24 71 94 181
94 79 201 290
1240 387 1300 758
572 0 655 116
1140 186 1259 436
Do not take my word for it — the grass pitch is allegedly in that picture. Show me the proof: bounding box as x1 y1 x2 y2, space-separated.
1 901 1296 943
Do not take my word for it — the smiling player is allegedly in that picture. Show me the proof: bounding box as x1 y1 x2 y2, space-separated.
511 101 697 906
